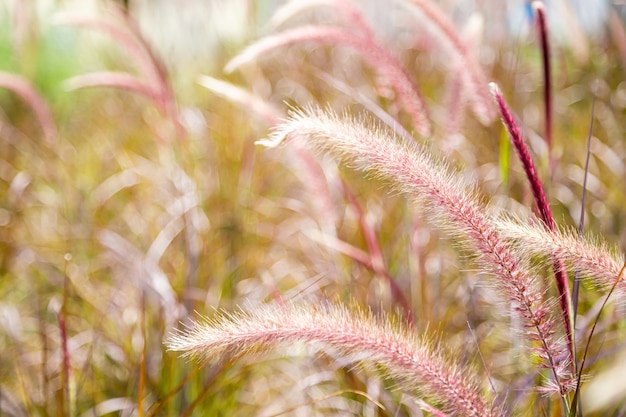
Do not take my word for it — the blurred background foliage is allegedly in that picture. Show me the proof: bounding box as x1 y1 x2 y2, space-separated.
0 0 625 415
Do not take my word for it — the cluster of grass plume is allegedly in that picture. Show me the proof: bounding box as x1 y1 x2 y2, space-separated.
1 0 625 416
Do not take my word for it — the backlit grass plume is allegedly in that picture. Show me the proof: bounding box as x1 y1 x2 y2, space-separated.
167 301 497 417
259 106 573 395
226 25 431 136
490 82 574 364
496 218 626 302
0 72 58 144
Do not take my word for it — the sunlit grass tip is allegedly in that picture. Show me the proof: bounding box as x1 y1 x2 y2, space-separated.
167 301 498 417
259 106 573 395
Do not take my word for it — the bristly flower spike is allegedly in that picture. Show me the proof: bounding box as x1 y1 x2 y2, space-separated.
489 82 574 367
226 25 431 136
405 0 496 125
496 218 626 304
260 106 573 395
168 301 499 417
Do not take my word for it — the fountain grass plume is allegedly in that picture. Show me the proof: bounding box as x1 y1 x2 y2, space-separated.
495 218 626 302
167 301 497 417
259 106 573 395
0 72 58 144
404 0 495 125
57 6 178 129
489 84 553 230
225 25 431 136
490 82 574 366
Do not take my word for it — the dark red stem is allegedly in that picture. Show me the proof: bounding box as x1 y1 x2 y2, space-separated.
534 2 553 174
491 84 574 365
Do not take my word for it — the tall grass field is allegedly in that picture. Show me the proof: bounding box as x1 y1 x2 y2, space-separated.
1 1 625 416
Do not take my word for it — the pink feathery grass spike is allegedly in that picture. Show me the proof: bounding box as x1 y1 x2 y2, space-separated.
168 302 498 417
53 13 148 69
489 83 573 365
405 0 495 125
196 75 283 126
53 12 163 96
489 84 553 228
64 72 160 102
195 77 409 314
261 107 573 396
226 25 431 136
333 0 378 38
55 7 178 127
0 72 58 144
496 219 626 304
